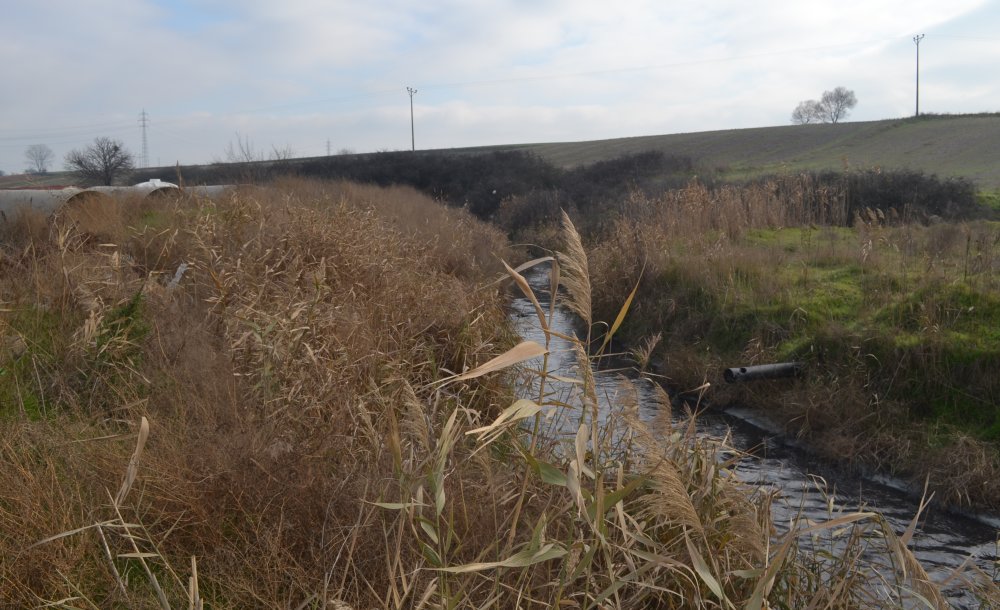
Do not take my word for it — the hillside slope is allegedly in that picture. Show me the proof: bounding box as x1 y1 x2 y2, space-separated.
0 172 73 189
7 114 999 190
506 114 1000 188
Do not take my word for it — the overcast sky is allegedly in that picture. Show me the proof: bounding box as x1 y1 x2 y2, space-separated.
1 0 998 174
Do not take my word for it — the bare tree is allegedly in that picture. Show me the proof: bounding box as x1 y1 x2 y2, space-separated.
819 87 857 124
222 133 294 163
216 133 297 182
270 144 295 161
791 100 822 124
792 87 857 124
64 137 135 185
25 144 54 174
223 132 265 164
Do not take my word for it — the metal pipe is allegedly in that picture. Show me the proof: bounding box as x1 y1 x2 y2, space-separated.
724 362 804 383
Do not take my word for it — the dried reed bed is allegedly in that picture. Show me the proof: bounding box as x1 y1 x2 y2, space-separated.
0 178 992 608
0 178 514 606
616 175 849 241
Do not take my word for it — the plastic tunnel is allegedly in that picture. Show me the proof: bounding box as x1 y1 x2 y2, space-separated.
0 188 110 220
89 178 182 199
0 180 236 222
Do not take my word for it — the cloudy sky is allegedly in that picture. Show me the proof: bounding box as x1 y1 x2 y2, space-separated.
1 0 998 174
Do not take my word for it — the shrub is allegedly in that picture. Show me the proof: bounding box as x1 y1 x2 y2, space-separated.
739 169 980 225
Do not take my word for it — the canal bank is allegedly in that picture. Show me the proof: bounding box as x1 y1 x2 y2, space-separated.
511 262 999 608
584 213 1000 511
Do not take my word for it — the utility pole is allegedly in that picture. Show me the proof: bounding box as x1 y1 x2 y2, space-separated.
138 109 150 168
913 34 925 117
407 86 417 151
327 139 331 156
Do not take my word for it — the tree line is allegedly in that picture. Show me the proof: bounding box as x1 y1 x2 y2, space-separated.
16 138 135 185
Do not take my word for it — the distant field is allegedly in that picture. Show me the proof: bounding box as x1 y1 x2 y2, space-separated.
0 172 72 189
492 114 1000 189
7 113 1000 190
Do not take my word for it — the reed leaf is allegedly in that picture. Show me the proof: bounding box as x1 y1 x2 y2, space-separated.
685 532 732 608
436 340 547 385
114 416 149 508
503 259 548 335
596 262 643 356
466 398 545 442
438 543 567 573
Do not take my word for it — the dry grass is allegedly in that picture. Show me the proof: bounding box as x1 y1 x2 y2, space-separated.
0 178 513 606
588 175 1000 508
0 178 994 608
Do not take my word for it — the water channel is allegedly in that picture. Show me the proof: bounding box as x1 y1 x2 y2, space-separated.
509 265 998 608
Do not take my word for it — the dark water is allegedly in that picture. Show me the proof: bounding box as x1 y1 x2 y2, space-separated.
509 266 998 608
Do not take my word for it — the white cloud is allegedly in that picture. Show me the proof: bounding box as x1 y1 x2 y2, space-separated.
0 0 996 173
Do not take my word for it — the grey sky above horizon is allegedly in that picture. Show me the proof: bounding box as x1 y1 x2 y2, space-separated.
1 0 998 175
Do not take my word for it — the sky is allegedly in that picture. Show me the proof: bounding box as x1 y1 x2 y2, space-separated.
1 0 999 175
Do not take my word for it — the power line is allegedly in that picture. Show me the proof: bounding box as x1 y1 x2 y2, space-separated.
182 88 401 118
0 122 135 142
932 35 998 41
419 36 912 91
0 119 134 136
0 90 401 143
0 127 136 149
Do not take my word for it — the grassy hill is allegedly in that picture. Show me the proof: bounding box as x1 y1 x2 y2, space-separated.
493 114 1000 189
0 172 73 189
6 113 1000 190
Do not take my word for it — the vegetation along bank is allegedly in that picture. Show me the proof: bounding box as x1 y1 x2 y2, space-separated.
4 177 997 606
138 139 1000 510
583 173 1000 510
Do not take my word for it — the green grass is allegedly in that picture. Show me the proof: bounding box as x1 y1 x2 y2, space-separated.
978 189 1000 211
0 307 67 419
589 190 1000 506
0 293 151 418
753 237 1000 440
